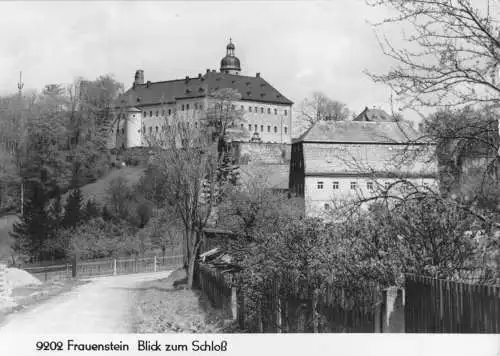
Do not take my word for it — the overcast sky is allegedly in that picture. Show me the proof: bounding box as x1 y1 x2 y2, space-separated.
0 1 414 122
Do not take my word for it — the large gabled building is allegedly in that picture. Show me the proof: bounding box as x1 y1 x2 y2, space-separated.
112 40 293 149
289 118 437 217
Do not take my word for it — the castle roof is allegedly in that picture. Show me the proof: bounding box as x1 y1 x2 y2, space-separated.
117 71 293 107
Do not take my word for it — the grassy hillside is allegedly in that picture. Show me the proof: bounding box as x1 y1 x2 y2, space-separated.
63 165 146 205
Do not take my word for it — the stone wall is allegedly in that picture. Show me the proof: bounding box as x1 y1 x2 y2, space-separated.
234 142 291 165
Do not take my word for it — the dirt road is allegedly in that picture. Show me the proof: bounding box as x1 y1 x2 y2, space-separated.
0 271 172 334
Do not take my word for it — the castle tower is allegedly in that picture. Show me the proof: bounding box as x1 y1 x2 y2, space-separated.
220 38 241 75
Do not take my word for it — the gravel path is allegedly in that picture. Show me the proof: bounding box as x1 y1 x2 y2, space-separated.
0 271 172 334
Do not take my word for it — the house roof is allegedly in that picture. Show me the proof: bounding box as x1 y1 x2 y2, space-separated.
117 71 293 107
353 107 395 122
239 163 289 189
293 120 424 144
303 143 437 177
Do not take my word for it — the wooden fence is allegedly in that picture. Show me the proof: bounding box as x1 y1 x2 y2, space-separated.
405 274 500 333
196 263 382 333
23 254 184 281
196 264 236 319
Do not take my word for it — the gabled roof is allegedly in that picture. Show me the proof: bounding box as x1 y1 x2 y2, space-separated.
293 120 423 144
302 143 437 177
354 107 395 122
117 71 293 107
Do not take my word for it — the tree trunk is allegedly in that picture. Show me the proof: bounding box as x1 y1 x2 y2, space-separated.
186 232 201 289
187 254 196 289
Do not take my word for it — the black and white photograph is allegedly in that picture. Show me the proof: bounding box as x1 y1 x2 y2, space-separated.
0 0 498 354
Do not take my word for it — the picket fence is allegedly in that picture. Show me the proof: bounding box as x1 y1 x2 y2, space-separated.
23 255 184 281
196 263 382 333
405 274 500 333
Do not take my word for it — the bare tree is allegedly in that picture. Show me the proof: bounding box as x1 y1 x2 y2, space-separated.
149 116 221 288
299 92 351 124
367 0 500 110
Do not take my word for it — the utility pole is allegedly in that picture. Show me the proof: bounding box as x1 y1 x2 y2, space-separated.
17 71 24 217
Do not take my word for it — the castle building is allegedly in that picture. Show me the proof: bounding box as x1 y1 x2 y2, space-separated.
113 40 293 149
289 117 437 217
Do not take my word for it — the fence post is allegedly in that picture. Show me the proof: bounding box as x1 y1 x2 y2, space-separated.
381 286 405 333
71 254 77 278
231 286 238 321
113 259 117 276
0 262 7 297
154 256 157 273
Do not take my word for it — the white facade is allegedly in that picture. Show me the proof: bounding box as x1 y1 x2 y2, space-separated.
304 176 438 217
114 97 292 148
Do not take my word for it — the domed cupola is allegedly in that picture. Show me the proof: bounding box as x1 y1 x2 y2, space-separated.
220 38 241 75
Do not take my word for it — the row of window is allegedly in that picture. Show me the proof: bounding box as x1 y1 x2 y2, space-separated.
317 181 386 191
139 105 288 118
317 181 430 191
117 120 289 137
245 106 288 116
242 123 288 134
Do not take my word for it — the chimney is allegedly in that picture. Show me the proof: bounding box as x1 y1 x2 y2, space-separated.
146 81 151 88
198 73 202 79
206 69 210 73
185 76 190 83
256 72 260 78
134 69 144 86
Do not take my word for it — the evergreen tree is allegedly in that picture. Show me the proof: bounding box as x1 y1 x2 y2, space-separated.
10 181 53 260
62 187 84 229
48 188 64 242
101 205 113 221
217 151 240 186
83 199 100 221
